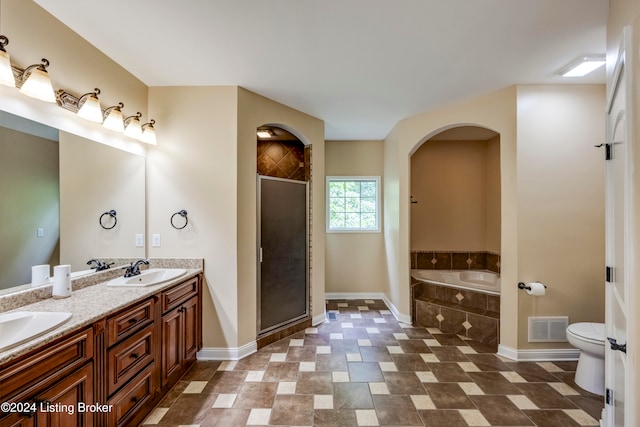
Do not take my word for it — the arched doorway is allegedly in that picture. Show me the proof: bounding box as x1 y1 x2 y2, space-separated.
410 125 502 346
256 126 311 343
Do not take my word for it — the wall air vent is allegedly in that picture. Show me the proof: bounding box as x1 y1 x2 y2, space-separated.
528 316 569 342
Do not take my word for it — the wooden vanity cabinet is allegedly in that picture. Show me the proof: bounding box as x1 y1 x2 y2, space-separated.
160 276 201 388
0 273 203 427
0 327 94 427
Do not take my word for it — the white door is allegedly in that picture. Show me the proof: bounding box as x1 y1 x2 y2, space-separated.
604 26 633 427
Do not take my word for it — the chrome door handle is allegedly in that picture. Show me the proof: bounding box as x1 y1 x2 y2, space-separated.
607 337 627 353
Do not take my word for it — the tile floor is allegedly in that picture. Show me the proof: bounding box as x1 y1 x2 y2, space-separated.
141 299 603 426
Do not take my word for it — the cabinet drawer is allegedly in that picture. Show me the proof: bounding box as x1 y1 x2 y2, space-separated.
107 297 155 346
107 362 157 427
0 327 93 403
161 276 198 313
106 324 155 397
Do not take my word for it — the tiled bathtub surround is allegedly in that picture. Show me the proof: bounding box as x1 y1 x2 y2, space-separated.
411 251 501 274
257 140 307 181
0 258 204 312
412 277 500 345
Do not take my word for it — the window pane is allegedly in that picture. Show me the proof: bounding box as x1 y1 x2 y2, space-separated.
361 182 376 198
345 197 360 213
329 181 345 198
330 197 345 213
361 198 376 213
345 213 360 228
345 181 360 197
330 212 345 229
361 213 376 229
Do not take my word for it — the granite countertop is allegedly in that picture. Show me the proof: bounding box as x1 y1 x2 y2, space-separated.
0 268 202 366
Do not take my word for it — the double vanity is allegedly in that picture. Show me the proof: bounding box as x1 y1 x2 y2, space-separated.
0 259 203 426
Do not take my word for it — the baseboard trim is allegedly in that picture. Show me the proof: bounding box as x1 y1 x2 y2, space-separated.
325 292 411 325
313 312 327 326
197 341 257 361
498 344 580 361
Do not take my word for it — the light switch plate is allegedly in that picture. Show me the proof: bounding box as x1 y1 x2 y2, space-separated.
152 234 161 247
37 228 44 237
135 233 144 247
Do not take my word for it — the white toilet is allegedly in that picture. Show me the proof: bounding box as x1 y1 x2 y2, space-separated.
566 322 605 395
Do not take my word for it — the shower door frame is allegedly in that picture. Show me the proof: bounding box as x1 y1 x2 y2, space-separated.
256 174 310 336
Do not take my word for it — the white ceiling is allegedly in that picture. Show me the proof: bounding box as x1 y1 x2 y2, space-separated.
34 0 609 140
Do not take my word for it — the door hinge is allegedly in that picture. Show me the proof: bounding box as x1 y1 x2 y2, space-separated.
606 388 613 405
605 143 612 160
606 266 613 283
259 247 263 263
607 337 627 353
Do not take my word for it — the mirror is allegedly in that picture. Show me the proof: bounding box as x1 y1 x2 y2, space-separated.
0 111 146 292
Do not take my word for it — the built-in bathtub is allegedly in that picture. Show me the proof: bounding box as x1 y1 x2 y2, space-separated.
411 269 501 346
410 269 501 295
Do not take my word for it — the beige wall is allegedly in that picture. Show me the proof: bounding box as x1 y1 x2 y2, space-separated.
147 87 325 350
384 87 518 339
236 88 325 344
325 140 387 294
59 132 146 272
0 127 59 289
607 0 640 421
410 138 500 252
485 136 501 253
147 87 239 348
516 85 605 349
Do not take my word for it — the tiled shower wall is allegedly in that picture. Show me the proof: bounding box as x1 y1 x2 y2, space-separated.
410 251 500 274
257 140 307 181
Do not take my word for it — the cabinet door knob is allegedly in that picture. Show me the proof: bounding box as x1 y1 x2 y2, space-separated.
130 352 139 359
128 318 137 324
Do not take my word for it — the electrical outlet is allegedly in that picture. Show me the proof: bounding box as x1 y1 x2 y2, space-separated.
135 234 144 248
152 234 161 247
37 228 44 237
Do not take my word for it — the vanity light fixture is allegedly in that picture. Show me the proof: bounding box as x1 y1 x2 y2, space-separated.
76 88 103 123
103 102 125 132
140 119 157 145
17 58 56 102
257 128 274 138
123 112 142 139
558 55 605 77
0 35 16 87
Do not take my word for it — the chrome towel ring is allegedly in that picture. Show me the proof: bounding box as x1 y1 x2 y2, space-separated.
99 210 117 229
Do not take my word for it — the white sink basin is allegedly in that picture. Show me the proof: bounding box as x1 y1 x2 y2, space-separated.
107 268 187 287
0 311 72 352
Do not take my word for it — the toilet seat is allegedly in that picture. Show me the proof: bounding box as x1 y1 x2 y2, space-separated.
567 322 605 345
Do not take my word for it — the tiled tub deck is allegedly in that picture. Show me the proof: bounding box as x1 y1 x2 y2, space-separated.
411 275 500 346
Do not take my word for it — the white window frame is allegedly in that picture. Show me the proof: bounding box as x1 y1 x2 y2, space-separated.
326 176 381 233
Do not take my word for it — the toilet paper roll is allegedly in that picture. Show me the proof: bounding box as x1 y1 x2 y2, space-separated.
526 281 546 296
31 264 50 287
52 264 71 298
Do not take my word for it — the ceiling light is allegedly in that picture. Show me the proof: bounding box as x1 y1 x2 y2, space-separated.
0 35 16 87
257 129 274 138
140 119 157 145
18 58 56 102
124 112 142 139
558 55 605 77
76 88 103 123
103 102 125 132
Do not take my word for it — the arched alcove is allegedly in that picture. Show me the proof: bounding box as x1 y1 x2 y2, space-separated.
410 124 502 345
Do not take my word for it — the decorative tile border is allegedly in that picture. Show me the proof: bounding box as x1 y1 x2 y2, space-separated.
411 250 500 274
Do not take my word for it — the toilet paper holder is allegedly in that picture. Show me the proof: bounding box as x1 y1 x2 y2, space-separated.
518 282 547 291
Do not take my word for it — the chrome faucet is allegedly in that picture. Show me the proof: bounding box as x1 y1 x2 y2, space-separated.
87 259 114 271
123 259 149 277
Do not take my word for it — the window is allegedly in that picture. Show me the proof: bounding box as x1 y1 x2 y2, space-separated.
326 176 380 232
